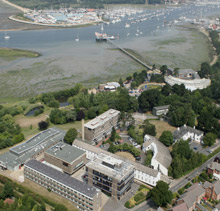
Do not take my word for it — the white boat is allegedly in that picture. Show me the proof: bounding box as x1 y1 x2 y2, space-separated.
125 23 130 28
101 23 104 31
4 32 10 40
75 29 79 42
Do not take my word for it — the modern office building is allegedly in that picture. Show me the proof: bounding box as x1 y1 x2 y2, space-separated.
24 159 101 211
44 142 87 174
0 128 65 171
73 139 162 187
86 153 134 200
84 109 120 143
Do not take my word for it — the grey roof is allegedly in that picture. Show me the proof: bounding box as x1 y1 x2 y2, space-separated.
208 162 220 172
172 202 188 211
213 180 220 195
143 135 172 169
10 128 62 156
25 159 99 198
84 109 120 130
182 183 205 209
86 153 134 181
203 181 212 189
73 139 159 177
45 142 85 164
0 128 65 170
173 125 203 140
178 69 200 79
153 105 170 111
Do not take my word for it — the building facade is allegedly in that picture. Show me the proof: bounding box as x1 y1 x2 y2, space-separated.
142 135 172 176
173 125 203 143
73 139 162 187
86 153 134 200
84 109 120 143
24 160 101 211
152 105 170 116
44 142 87 174
0 128 65 171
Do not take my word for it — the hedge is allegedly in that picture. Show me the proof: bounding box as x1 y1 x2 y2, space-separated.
134 192 145 202
124 201 135 209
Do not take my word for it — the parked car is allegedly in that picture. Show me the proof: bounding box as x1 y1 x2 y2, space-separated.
135 156 141 161
193 146 198 150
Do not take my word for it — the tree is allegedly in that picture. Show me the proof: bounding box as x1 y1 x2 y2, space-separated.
203 132 217 147
64 128 78 145
76 110 85 121
110 127 116 142
143 120 156 136
38 121 49 131
159 131 173 147
2 181 14 199
160 65 168 75
119 78 124 87
149 181 173 207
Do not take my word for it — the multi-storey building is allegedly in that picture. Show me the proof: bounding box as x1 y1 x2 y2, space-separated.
44 142 87 174
84 109 120 143
86 153 134 200
0 128 65 171
73 139 162 187
24 159 101 211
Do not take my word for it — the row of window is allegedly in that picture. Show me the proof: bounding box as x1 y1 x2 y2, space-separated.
24 168 93 201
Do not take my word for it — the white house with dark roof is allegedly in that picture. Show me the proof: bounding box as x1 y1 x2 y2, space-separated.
152 105 170 116
142 135 172 176
173 125 203 143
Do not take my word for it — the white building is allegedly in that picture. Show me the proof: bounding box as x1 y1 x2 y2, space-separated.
73 139 162 187
164 69 211 91
173 125 204 143
142 135 172 176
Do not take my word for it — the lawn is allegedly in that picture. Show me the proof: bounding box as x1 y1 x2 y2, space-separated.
149 120 176 138
115 151 135 161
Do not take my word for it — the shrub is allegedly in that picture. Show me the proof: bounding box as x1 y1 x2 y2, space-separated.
124 201 134 209
177 187 185 195
138 184 149 191
184 182 192 189
134 192 145 202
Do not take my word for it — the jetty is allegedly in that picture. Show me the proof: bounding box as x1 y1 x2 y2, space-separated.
106 39 152 70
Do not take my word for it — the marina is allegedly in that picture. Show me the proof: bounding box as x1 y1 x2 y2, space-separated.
0 3 219 99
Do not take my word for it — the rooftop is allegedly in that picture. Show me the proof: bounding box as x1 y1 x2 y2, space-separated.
143 135 172 169
45 142 85 164
153 105 170 111
171 202 188 211
0 128 65 170
84 109 120 130
86 153 134 181
73 139 159 177
25 159 99 198
181 183 205 209
10 128 62 156
178 69 200 79
208 161 220 172
173 125 203 140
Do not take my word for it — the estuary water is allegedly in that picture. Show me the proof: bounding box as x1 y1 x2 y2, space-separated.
0 3 219 99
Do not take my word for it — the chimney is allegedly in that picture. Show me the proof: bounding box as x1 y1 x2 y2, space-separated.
82 119 85 141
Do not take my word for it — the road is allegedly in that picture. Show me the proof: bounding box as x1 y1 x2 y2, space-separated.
170 151 220 192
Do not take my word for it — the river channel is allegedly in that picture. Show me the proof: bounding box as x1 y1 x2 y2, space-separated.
0 3 219 99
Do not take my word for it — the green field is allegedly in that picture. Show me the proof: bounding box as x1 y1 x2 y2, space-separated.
0 48 40 61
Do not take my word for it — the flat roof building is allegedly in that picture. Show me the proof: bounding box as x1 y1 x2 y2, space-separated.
73 139 162 187
0 128 65 171
86 153 134 200
84 109 120 143
152 105 170 116
24 160 101 211
44 142 87 174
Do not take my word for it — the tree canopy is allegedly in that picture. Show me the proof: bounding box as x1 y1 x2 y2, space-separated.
159 131 173 147
64 128 78 145
148 181 173 207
